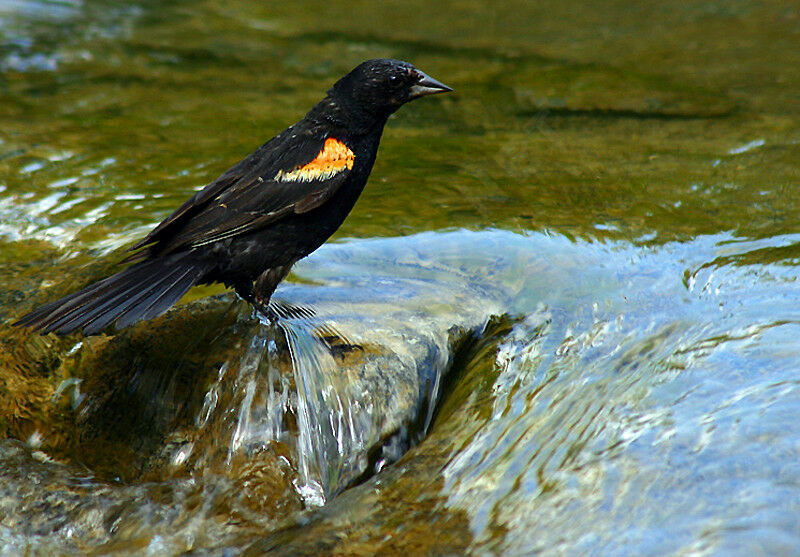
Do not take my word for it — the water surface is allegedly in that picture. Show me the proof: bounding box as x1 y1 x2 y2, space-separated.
1 0 800 554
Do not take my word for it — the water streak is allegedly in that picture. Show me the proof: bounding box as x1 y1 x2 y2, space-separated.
189 313 395 505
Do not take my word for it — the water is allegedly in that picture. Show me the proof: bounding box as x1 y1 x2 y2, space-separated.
248 231 800 555
2 0 800 554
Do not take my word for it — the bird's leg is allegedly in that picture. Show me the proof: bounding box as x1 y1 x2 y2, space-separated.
232 280 279 324
234 282 256 304
252 265 294 324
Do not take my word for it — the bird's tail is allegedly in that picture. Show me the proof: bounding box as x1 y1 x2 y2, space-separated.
13 254 210 335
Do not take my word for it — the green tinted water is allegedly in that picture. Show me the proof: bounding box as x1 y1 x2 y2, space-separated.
2 0 800 554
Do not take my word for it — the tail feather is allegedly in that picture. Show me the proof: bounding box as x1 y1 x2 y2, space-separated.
139 267 200 322
14 255 209 335
113 265 198 331
74 264 194 335
15 272 127 330
38 270 152 334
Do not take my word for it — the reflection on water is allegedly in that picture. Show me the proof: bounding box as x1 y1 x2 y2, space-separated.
247 231 800 555
4 230 800 554
2 0 800 554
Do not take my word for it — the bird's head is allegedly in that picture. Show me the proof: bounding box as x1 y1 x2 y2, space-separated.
331 58 453 119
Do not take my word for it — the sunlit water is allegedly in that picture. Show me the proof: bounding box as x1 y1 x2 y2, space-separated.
2 0 800 554
3 230 800 554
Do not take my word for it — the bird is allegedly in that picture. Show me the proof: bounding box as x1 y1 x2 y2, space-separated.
13 58 452 335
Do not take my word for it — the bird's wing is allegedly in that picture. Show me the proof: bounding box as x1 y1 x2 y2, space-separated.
130 132 355 255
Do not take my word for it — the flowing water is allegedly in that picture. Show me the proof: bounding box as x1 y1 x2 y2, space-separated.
2 0 800 554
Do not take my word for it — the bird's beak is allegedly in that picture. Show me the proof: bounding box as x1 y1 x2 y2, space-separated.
409 71 454 99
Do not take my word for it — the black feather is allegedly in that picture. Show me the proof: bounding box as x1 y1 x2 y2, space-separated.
15 59 451 336
16 255 207 335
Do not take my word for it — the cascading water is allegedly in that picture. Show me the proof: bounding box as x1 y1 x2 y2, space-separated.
190 304 451 505
281 318 364 503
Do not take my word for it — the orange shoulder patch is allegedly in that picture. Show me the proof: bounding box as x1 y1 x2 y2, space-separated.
275 138 355 183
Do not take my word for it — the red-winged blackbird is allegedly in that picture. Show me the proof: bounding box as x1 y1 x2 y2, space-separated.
14 59 452 335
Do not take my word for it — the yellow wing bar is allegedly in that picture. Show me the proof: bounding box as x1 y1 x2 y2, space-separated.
275 138 355 183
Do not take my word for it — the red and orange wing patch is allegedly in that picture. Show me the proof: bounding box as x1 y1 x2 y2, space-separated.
275 138 354 183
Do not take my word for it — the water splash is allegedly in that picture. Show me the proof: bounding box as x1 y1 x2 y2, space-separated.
280 318 371 504
193 323 290 462
224 327 286 462
191 311 397 505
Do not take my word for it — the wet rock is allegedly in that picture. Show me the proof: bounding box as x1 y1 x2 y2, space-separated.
0 234 506 551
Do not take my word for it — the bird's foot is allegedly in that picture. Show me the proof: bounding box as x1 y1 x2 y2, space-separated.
250 292 279 325
263 306 280 325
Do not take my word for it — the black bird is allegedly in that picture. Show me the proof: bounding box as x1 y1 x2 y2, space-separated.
14 59 452 335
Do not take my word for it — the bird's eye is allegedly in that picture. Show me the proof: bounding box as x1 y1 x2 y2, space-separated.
389 75 400 85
